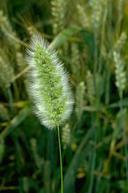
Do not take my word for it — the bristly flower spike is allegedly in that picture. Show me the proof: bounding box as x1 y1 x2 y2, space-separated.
26 34 74 129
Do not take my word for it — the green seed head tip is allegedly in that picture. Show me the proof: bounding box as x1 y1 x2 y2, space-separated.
26 34 74 129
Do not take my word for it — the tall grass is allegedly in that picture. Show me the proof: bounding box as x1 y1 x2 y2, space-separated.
0 0 128 193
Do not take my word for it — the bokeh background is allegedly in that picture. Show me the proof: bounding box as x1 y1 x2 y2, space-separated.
0 0 128 192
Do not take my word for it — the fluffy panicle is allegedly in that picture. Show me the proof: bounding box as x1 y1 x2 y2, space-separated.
26 34 74 129
51 0 65 35
62 123 71 149
113 51 126 98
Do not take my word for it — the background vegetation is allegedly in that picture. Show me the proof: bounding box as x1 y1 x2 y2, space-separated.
0 0 128 192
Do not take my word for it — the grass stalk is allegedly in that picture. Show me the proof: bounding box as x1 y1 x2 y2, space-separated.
57 125 64 193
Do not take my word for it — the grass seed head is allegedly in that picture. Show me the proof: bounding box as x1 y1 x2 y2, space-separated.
26 34 74 129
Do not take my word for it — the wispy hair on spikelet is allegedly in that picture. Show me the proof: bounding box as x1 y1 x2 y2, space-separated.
26 34 74 129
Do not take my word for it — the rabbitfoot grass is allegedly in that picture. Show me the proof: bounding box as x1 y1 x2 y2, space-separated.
26 33 74 193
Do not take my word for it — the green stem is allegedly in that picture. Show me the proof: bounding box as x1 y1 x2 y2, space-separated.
7 87 13 113
120 93 128 181
57 126 64 193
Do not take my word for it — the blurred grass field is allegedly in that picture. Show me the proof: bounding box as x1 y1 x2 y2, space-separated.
0 0 128 193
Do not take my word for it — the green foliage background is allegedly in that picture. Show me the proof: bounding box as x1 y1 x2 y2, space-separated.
0 0 128 192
